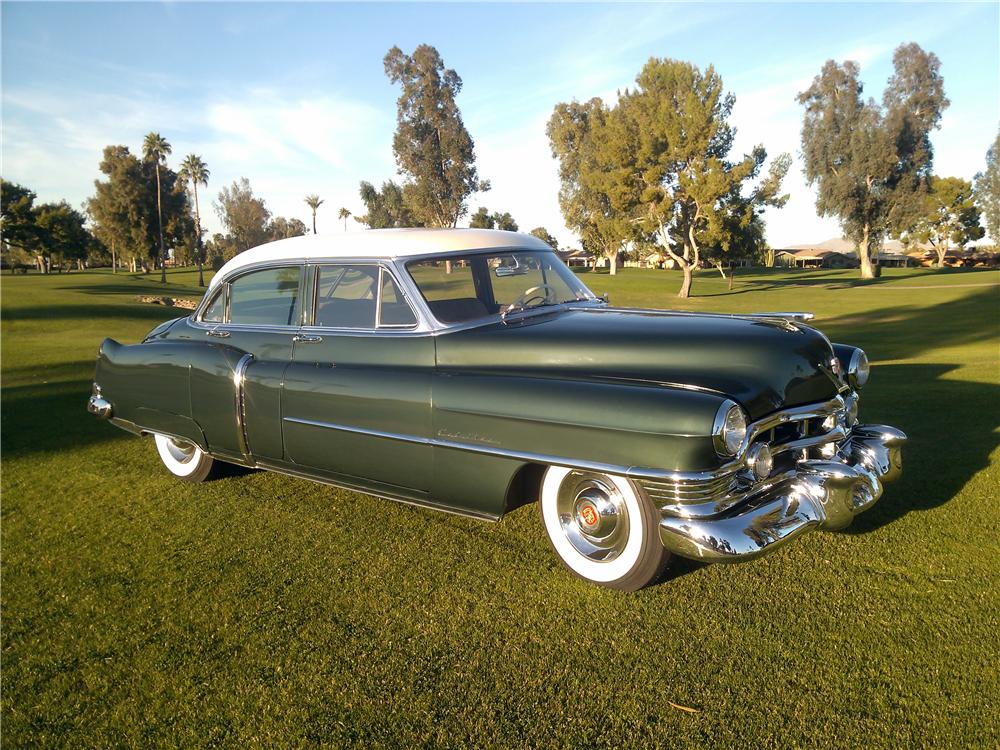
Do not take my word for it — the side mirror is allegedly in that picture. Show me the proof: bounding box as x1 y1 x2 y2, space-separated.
601 292 609 304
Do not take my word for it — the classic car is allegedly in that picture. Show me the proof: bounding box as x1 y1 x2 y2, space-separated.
88 229 906 590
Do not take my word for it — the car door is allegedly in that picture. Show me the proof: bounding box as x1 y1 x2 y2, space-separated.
184 263 303 462
280 263 434 492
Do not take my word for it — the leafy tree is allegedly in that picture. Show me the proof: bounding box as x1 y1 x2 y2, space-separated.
529 226 559 249
1 180 41 260
798 43 949 278
469 207 518 231
550 60 788 291
267 216 308 240
35 201 93 269
338 207 352 231
547 98 636 277
142 132 172 282
355 180 417 228
974 128 1000 242
179 154 210 286
469 206 493 229
215 178 271 253
304 194 324 234
383 44 488 226
903 176 984 266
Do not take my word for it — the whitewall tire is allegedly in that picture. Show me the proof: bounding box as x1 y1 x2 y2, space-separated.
154 434 216 483
540 467 671 591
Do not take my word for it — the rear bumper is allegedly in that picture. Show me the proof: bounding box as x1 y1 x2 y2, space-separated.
87 386 112 419
657 424 906 562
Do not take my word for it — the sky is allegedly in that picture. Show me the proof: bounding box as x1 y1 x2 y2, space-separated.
2 1 998 248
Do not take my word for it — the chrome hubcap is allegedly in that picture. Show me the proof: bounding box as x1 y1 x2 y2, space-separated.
165 437 197 464
557 472 630 562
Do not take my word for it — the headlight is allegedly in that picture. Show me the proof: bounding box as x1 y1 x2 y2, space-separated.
848 348 870 389
713 401 748 457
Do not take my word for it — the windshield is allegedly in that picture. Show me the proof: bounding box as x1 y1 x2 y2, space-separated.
406 250 597 324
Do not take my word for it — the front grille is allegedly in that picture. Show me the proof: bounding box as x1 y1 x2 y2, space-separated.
641 397 847 515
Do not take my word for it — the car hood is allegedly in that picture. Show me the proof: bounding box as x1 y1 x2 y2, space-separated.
434 307 843 419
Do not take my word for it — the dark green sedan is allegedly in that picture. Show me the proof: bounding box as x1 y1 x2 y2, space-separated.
88 229 905 590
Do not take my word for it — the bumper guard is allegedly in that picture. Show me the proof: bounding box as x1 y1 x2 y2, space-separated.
658 424 906 562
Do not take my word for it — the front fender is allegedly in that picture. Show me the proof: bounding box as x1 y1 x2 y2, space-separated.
432 371 731 473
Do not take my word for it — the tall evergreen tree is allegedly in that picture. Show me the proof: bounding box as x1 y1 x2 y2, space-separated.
355 180 417 228
338 207 352 231
383 44 487 227
215 178 271 254
88 146 155 273
798 43 949 278
142 132 172 282
974 128 1000 243
179 154 210 286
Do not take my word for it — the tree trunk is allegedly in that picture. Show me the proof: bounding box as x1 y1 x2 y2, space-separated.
111 241 117 274
155 163 166 284
859 224 875 279
607 251 617 275
728 265 735 291
935 245 947 268
193 182 205 287
677 262 693 298
312 212 317 234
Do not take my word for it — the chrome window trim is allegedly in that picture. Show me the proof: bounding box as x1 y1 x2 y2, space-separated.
192 251 599 336
306 261 422 332
398 248 600 331
191 260 305 329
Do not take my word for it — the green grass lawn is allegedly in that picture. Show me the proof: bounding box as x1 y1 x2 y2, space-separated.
3 265 999 748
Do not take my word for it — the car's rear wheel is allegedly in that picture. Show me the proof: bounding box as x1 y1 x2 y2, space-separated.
539 467 671 591
153 434 216 482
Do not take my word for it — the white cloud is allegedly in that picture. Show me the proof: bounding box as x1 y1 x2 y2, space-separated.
470 115 571 246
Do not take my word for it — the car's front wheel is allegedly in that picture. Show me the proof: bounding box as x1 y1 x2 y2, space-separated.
539 467 671 591
153 434 216 482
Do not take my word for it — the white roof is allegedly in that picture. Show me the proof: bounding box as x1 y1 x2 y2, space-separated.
210 228 550 286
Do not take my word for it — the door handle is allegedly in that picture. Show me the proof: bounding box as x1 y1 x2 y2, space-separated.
207 328 230 338
292 334 323 343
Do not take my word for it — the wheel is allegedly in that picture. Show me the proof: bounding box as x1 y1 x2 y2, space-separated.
539 467 671 591
153 433 216 482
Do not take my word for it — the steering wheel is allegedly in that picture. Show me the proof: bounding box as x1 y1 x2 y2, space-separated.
503 284 556 317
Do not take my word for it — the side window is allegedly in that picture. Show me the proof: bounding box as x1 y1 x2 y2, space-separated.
378 271 418 327
201 286 226 323
314 265 379 328
228 267 301 326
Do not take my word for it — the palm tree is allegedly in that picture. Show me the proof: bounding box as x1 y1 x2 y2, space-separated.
304 194 324 234
142 132 172 283
179 154 210 287
338 207 351 231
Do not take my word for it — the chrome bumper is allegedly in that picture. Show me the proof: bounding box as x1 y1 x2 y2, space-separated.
87 384 112 420
657 424 906 563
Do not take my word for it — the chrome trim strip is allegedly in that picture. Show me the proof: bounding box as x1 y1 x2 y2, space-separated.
283 416 727 482
233 353 254 463
284 397 847 483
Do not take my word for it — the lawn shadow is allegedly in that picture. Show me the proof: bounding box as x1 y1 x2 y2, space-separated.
60 281 205 298
840 362 999 535
698 267 997 297
4 304 184 323
1 378 131 459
